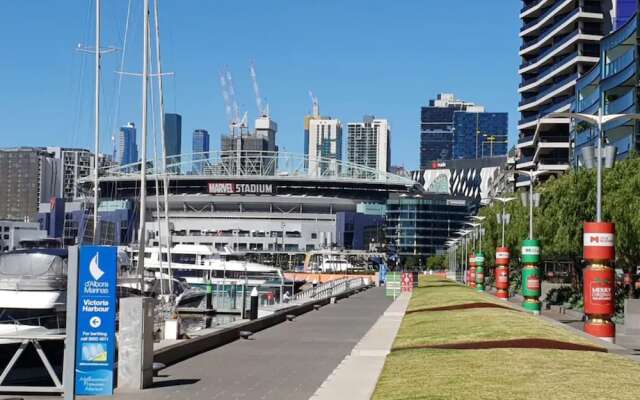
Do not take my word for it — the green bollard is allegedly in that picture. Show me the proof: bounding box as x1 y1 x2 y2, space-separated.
521 239 541 314
475 252 485 292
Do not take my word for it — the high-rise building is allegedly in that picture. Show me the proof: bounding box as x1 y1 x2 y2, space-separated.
192 129 210 174
573 3 640 166
164 113 182 172
118 122 138 168
219 116 279 175
0 148 61 221
517 1 614 187
308 118 342 176
419 93 490 168
452 112 508 159
347 116 390 174
45 147 93 201
254 116 278 153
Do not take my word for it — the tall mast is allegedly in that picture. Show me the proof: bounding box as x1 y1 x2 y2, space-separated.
153 0 173 293
93 0 101 243
137 0 150 289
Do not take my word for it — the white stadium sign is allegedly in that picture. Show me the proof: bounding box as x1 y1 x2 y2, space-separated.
208 182 274 194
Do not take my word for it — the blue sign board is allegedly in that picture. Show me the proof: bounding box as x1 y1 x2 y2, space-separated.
75 246 117 396
379 263 387 285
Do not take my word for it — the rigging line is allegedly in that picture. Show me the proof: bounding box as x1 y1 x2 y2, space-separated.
111 0 133 161
70 0 94 149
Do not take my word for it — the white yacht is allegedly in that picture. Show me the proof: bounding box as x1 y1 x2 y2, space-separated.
307 251 355 273
139 244 284 289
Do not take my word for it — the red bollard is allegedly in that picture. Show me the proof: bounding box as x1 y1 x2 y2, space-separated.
583 222 616 342
469 254 477 288
495 246 510 300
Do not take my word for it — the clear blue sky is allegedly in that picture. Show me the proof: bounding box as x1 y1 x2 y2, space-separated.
0 0 521 170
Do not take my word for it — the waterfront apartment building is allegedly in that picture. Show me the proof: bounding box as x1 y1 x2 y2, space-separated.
420 93 484 166
347 116 390 174
516 0 615 187
118 122 138 168
0 148 60 221
45 147 93 201
307 118 342 176
192 129 210 174
573 2 639 165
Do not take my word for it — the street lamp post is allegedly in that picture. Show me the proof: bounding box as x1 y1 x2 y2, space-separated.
548 111 640 342
493 197 515 299
513 169 550 314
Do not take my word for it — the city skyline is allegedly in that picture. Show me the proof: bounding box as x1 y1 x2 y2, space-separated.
0 1 521 170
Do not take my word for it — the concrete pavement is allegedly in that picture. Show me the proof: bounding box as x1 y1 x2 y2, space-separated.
108 286 393 400
310 292 411 400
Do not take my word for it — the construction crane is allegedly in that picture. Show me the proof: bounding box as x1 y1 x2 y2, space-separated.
250 61 269 117
218 67 248 137
308 90 319 117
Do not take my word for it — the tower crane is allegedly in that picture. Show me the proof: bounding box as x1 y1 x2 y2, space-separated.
309 90 319 117
250 61 269 117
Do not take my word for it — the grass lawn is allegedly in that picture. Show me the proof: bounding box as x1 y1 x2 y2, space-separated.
372 276 640 399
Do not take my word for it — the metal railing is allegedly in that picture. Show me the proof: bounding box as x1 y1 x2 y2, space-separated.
291 277 370 302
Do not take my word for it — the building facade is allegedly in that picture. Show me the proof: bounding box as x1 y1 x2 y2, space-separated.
0 148 60 221
420 93 485 167
164 113 182 173
347 115 390 174
452 112 509 159
308 118 342 176
118 122 138 168
335 212 384 250
573 4 639 165
517 0 615 187
192 129 210 174
46 147 93 201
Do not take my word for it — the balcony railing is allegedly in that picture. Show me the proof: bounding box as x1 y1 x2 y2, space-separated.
520 51 579 89
602 11 638 52
521 0 573 34
521 30 580 70
604 48 635 79
605 89 635 115
576 89 600 113
519 73 578 107
576 60 602 92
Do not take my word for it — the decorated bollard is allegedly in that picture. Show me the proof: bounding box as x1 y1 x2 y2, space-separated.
469 253 477 288
521 239 541 314
495 246 510 300
475 252 485 292
583 222 616 342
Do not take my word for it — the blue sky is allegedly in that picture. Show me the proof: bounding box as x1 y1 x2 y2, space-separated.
0 1 521 170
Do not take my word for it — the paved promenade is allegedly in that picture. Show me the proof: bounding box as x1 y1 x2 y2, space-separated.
111 287 393 400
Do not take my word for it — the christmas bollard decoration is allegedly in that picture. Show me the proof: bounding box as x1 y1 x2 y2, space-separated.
469 253 477 288
475 252 485 292
583 222 616 342
495 246 510 300
521 239 541 314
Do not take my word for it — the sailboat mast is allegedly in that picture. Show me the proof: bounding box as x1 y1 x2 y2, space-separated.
153 0 174 293
137 0 150 289
93 0 101 243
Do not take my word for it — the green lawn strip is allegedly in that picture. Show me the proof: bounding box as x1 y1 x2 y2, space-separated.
373 348 640 400
409 277 506 312
395 307 597 348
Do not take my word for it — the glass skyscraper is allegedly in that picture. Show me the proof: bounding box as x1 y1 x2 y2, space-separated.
452 112 508 159
192 129 210 174
164 113 182 172
118 122 138 169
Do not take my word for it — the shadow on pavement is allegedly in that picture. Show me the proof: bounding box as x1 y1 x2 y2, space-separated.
150 378 201 388
407 302 519 314
392 338 606 353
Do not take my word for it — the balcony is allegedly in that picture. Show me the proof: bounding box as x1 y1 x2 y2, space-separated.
604 48 635 79
601 11 638 52
601 58 636 91
518 97 573 128
520 51 580 91
575 60 602 92
605 89 635 115
520 0 574 36
576 89 600 113
520 30 580 72
519 73 578 109
521 7 581 52
521 0 553 17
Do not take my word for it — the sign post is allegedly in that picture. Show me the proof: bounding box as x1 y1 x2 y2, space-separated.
521 240 541 314
74 246 117 396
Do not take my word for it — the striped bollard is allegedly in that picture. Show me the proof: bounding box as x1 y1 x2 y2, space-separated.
475 252 485 292
521 239 541 314
495 246 510 300
469 253 477 288
583 222 616 342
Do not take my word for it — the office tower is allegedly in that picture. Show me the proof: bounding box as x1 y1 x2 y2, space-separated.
308 118 342 176
452 112 508 159
347 116 390 174
517 1 613 187
219 116 279 175
419 93 485 168
0 148 60 221
118 122 138 168
573 2 640 166
164 113 182 173
254 115 278 152
192 129 210 174
46 147 93 201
